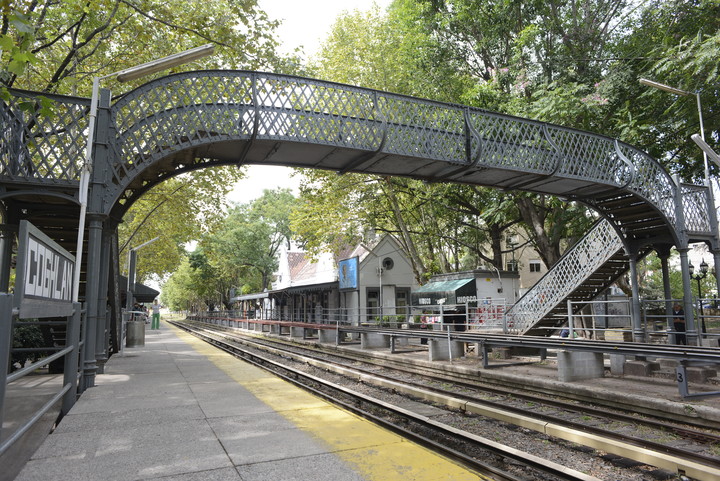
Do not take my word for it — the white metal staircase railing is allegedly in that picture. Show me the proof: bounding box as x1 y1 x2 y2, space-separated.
506 219 624 334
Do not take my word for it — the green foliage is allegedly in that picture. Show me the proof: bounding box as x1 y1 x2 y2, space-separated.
160 257 206 311
162 188 296 309
119 166 244 284
639 251 717 301
310 1 472 101
2 0 285 93
11 322 44 371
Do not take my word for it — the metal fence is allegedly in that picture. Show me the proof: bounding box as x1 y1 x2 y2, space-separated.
0 294 84 457
191 296 720 347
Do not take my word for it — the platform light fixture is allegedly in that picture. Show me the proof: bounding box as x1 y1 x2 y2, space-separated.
73 45 215 303
691 134 720 169
688 258 709 335
126 237 160 310
114 44 215 82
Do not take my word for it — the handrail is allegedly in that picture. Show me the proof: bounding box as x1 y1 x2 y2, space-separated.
0 298 83 460
0 383 71 457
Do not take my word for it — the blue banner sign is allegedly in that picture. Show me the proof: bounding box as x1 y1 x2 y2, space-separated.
338 257 359 290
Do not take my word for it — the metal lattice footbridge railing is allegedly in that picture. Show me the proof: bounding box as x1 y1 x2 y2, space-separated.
0 70 715 329
506 219 626 335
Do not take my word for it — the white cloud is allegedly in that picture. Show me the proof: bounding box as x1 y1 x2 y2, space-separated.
229 1 391 203
229 165 302 204
260 0 392 58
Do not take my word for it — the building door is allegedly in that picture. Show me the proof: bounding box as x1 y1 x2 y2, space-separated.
396 288 410 319
366 288 379 323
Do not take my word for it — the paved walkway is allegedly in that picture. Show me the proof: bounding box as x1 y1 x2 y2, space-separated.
14 322 487 481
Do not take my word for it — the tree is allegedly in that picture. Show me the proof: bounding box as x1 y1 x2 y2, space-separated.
1 0 292 285
118 166 245 284
290 168 527 283
164 188 296 309
2 0 282 94
208 189 296 293
160 256 206 311
610 1 720 181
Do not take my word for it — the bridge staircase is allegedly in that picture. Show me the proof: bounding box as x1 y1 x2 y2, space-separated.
506 219 644 336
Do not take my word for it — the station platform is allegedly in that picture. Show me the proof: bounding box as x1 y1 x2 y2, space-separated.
13 322 487 481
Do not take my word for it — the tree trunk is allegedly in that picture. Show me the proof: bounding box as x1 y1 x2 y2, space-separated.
383 179 427 282
516 196 561 267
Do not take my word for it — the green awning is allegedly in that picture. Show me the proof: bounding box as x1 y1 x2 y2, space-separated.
411 278 476 307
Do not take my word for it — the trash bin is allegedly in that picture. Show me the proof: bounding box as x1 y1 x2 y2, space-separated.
126 320 145 347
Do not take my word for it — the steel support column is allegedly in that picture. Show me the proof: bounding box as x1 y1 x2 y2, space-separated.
705 178 720 296
81 215 103 389
81 87 112 389
0 293 13 440
108 226 122 354
628 252 644 342
657 247 675 339
674 174 697 346
0 224 16 292
713 249 720 299
678 248 698 345
94 223 112 373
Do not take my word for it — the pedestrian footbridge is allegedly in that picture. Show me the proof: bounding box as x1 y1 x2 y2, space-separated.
0 71 717 379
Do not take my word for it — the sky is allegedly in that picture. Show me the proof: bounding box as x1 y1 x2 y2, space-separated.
228 0 392 205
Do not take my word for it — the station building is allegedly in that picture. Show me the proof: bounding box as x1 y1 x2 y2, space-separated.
232 235 419 325
233 234 522 328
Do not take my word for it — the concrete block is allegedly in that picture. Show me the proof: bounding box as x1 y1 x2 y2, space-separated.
290 326 305 338
604 330 632 342
360 332 391 349
557 350 604 382
509 347 540 357
492 347 512 359
609 354 625 375
624 360 660 377
686 366 718 383
657 358 678 369
701 337 720 347
429 340 465 361
318 329 335 344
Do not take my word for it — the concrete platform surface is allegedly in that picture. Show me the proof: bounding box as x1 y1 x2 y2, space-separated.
14 322 486 481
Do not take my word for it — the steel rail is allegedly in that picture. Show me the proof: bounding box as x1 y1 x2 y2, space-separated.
177 320 720 480
339 327 720 364
172 320 599 481
210 321 720 439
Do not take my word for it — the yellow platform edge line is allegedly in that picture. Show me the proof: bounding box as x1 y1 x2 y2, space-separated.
170 324 489 481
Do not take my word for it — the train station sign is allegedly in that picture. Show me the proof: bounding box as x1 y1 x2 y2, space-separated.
15 220 75 318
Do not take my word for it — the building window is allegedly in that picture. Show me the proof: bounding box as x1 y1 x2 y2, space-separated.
529 260 542 273
382 257 394 270
507 260 518 272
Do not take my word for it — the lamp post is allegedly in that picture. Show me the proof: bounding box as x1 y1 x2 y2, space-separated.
639 78 707 180
689 258 709 335
640 77 709 346
506 236 518 302
73 44 215 303
126 237 160 310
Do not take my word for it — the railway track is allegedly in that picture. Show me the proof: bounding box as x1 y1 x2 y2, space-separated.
172 319 720 480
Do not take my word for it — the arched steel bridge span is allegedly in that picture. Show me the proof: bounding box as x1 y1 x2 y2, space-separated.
1 70 718 387
1 70 714 246
104 71 713 248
